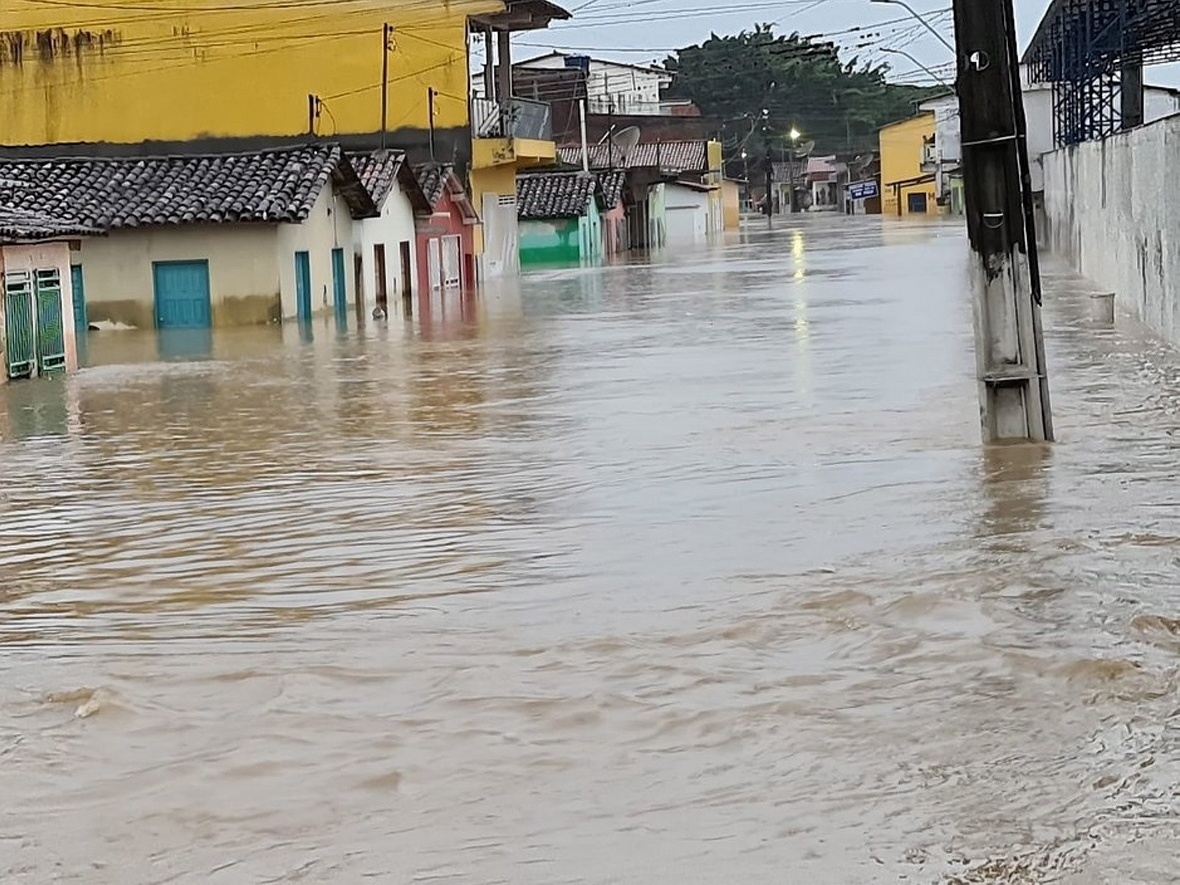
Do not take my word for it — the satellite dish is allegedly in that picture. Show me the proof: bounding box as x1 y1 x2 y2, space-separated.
610 126 642 160
852 153 874 172
795 139 816 159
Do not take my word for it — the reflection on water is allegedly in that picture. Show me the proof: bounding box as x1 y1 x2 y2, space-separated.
2 217 1179 883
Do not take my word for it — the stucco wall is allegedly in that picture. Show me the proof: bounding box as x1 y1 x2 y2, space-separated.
77 222 280 328
276 188 357 321
665 185 708 244
354 188 419 307
520 217 582 265
1043 117 1180 344
879 113 936 216
0 241 78 377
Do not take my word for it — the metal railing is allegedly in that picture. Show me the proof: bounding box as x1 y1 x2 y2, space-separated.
471 97 552 140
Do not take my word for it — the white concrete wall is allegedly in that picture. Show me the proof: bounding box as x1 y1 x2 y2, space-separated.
0 241 78 375
276 187 356 320
665 185 708 244
1043 116 1180 344
353 187 419 309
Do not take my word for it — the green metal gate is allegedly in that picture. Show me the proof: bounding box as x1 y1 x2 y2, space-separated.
4 270 36 379
35 268 67 373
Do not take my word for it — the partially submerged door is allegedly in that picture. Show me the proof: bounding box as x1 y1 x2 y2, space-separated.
441 235 461 289
331 247 347 324
3 270 36 379
295 251 312 321
153 260 212 328
70 264 87 338
427 238 443 291
34 268 67 373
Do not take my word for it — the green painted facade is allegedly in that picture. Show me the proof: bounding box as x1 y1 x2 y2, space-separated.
520 199 603 267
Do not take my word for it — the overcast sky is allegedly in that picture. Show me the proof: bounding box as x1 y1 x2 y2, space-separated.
500 0 1057 86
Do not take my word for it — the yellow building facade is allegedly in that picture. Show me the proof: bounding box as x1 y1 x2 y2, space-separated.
0 0 501 148
878 112 937 217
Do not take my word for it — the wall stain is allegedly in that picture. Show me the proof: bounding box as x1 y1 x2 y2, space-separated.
0 28 122 66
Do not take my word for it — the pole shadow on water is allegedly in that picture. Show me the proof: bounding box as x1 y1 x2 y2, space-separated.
976 442 1052 565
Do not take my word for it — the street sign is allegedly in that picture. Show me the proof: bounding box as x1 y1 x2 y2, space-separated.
847 180 879 200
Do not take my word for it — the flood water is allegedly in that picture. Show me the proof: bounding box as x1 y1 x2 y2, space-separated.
3 216 1180 883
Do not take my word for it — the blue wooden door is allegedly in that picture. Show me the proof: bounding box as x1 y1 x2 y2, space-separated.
331 248 347 318
71 265 87 336
295 251 312 321
153 261 211 328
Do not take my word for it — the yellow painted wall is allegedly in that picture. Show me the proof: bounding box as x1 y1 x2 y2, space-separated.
879 113 936 217
721 180 741 230
0 0 502 146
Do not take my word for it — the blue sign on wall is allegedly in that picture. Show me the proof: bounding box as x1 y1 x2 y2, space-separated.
847 180 879 200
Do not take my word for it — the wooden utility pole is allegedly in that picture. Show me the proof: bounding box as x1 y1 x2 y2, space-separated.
379 23 393 149
953 0 1053 442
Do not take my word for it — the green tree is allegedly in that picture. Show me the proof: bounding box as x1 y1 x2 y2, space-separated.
664 25 942 163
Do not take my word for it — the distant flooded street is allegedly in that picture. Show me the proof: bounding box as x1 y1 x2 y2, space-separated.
3 215 1180 883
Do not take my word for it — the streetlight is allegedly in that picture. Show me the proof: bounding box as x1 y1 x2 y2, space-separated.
880 47 953 89
869 0 955 54
787 128 802 213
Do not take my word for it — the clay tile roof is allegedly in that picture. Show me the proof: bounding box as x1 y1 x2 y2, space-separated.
557 140 710 173
0 144 373 231
516 170 597 220
0 206 103 243
348 149 407 207
413 163 452 209
597 169 626 207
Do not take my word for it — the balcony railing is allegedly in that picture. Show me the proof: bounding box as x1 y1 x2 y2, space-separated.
472 97 552 141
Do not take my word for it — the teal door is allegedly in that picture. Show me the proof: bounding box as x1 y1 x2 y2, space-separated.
34 268 67 373
295 251 312 321
4 270 36 379
331 248 347 318
153 260 211 328
70 265 87 336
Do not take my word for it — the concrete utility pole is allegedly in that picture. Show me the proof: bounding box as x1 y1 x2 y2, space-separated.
953 0 1053 442
762 110 773 228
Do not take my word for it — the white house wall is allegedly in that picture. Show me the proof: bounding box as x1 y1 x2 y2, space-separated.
353 187 419 309
77 222 281 328
664 185 708 244
276 187 357 321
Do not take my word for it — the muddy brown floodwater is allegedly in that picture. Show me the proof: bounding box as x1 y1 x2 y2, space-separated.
2 216 1179 884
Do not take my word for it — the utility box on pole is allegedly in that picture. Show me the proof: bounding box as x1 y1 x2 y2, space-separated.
953 0 1053 442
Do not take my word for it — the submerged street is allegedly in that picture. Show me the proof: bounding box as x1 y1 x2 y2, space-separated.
3 216 1180 882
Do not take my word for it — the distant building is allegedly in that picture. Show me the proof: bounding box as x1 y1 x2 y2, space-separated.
514 52 673 116
879 113 938 216
516 170 607 265
916 71 1180 216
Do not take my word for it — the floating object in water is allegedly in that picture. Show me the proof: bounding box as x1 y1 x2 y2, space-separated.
372 307 387 320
